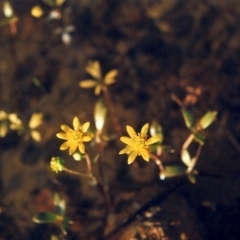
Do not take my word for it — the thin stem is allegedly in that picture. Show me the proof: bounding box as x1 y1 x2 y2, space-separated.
101 84 122 135
182 133 194 150
96 137 112 212
85 153 93 173
170 93 184 108
63 167 91 178
150 153 164 172
187 144 203 173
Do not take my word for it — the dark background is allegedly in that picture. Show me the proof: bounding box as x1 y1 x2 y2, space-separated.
0 0 240 239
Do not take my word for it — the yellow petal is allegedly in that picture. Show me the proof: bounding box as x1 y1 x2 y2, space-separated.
69 145 77 155
82 122 90 132
86 132 94 139
126 125 137 139
104 69 118 85
119 146 132 154
120 136 134 145
79 80 97 88
140 148 149 161
141 123 149 138
104 78 116 85
8 113 22 126
78 143 85 153
60 142 70 150
31 5 43 18
61 124 72 133
0 123 8 137
31 130 41 142
82 135 92 142
128 151 138 164
0 110 8 120
104 69 118 79
56 132 67 139
146 136 160 145
73 117 80 130
29 113 43 129
85 61 102 79
94 85 102 96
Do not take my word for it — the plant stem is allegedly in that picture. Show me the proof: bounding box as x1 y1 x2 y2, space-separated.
170 93 184 108
187 144 202 173
96 137 112 212
101 85 122 136
85 153 93 173
150 153 164 172
63 167 91 178
182 133 194 150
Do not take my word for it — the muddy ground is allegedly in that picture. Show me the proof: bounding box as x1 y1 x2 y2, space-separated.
0 0 240 239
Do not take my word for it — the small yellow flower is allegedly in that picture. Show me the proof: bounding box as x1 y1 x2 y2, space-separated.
50 157 64 173
56 116 94 155
79 61 118 96
119 123 160 164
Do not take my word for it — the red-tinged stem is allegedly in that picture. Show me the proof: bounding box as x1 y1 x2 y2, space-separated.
150 153 164 172
63 167 91 178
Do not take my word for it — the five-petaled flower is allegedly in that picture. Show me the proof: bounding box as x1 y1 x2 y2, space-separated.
119 123 160 164
56 117 94 155
79 61 118 96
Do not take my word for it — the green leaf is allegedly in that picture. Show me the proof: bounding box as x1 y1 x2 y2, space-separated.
160 165 186 179
194 132 205 145
181 149 192 167
199 111 217 129
33 212 63 223
181 108 194 129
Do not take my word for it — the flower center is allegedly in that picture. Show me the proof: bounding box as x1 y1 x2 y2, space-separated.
72 130 83 143
133 134 147 150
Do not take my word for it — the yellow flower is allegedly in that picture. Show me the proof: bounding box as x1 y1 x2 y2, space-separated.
119 123 160 164
50 157 64 173
56 116 94 155
79 61 118 96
